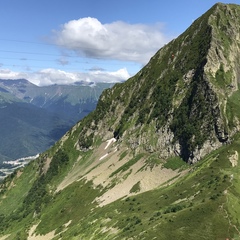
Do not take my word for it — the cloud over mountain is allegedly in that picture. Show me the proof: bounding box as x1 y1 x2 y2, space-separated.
52 17 171 64
0 67 130 86
0 18 171 86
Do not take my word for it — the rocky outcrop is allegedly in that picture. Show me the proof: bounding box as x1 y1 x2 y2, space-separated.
77 3 240 164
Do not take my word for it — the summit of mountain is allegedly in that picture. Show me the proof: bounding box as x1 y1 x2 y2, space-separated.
1 3 240 239
81 2 240 163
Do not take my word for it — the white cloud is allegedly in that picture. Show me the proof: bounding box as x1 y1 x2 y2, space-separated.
0 69 28 79
0 18 172 86
53 17 172 64
88 68 130 83
0 67 130 86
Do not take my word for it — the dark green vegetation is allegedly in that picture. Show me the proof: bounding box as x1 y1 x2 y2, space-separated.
78 2 240 163
163 156 188 170
1 2 240 240
86 142 240 240
0 132 240 239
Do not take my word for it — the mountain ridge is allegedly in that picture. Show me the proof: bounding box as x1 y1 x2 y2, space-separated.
77 2 240 163
0 3 240 239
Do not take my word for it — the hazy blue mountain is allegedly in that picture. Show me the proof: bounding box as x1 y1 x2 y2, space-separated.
0 79 114 124
0 79 114 161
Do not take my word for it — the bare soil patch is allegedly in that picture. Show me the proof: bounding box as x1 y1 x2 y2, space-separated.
28 224 55 240
229 151 238 167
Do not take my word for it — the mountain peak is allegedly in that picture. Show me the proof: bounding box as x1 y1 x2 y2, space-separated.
0 78 33 85
74 3 240 163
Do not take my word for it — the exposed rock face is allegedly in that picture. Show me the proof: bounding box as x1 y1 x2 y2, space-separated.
77 3 240 163
206 3 240 92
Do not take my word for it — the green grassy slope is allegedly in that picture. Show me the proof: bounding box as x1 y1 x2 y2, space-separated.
40 135 240 239
0 132 240 239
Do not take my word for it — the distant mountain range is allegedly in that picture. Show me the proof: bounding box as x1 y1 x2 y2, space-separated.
0 79 114 161
1 3 240 239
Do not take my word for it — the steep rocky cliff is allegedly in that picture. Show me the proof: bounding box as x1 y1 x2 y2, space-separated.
78 3 240 163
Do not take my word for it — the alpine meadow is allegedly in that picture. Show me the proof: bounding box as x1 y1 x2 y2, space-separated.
1 3 240 240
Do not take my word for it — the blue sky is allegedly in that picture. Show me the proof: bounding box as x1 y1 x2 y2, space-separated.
0 0 239 85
